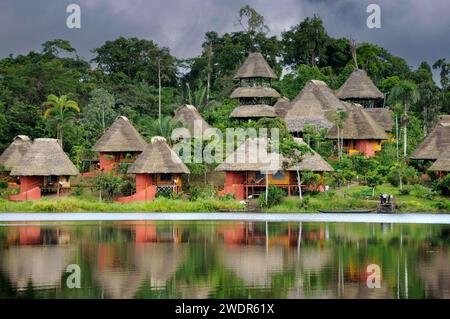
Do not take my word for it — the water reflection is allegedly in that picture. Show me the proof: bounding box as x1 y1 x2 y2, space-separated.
0 221 449 299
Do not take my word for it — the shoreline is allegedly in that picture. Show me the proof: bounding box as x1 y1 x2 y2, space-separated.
1 212 450 224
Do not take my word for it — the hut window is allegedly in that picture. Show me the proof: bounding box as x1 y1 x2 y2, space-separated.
160 173 172 182
255 172 266 182
272 171 285 180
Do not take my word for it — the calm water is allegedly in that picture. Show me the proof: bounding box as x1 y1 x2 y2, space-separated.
0 221 449 299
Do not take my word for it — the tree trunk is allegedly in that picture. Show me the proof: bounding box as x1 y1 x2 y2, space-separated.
158 58 162 121
265 172 269 207
296 170 302 200
396 114 399 162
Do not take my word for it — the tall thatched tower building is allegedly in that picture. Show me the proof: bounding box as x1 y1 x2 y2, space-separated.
229 52 280 120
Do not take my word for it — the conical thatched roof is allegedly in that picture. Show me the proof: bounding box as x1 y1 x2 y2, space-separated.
93 116 146 153
128 136 189 174
230 105 277 118
0 135 32 171
274 97 291 118
172 104 211 138
10 138 79 176
230 86 280 99
410 116 450 160
364 108 394 132
326 104 388 140
215 138 333 172
283 80 346 132
234 52 277 80
429 159 450 172
336 69 384 100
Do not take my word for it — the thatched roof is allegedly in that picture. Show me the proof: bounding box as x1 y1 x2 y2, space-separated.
172 104 211 138
230 86 280 99
364 108 394 132
429 159 450 172
411 116 450 160
326 105 388 140
283 80 346 132
128 136 190 174
274 97 291 118
230 105 277 118
215 138 333 172
93 116 146 153
10 138 79 176
336 69 384 100
0 135 32 171
234 52 277 80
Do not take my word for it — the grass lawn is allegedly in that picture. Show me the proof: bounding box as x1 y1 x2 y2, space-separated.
267 184 450 213
0 196 245 213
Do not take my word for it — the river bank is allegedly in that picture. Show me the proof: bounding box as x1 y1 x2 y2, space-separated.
0 184 449 213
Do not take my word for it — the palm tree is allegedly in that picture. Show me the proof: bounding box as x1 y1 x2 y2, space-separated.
388 81 419 158
43 94 80 147
140 115 182 143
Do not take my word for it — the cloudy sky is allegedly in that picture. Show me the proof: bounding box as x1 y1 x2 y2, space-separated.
0 0 449 82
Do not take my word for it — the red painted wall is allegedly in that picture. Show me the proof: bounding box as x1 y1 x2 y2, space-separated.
219 171 245 200
19 176 42 193
99 152 116 173
116 185 157 203
136 174 154 193
355 140 375 157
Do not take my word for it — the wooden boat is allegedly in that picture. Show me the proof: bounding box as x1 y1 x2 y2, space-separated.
319 209 377 214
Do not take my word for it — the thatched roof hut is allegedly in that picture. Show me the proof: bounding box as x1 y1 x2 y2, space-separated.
429 159 450 172
230 105 277 119
410 116 450 160
215 138 333 172
336 69 384 100
283 80 346 132
364 108 394 132
326 105 388 140
234 52 277 80
128 136 189 174
0 135 32 171
10 138 78 176
274 97 291 118
172 104 211 138
230 87 280 99
93 116 146 153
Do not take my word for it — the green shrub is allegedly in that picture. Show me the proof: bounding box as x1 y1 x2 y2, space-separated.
399 187 411 195
432 200 450 211
219 193 235 201
92 173 122 201
409 184 433 198
258 186 286 208
434 175 450 196
73 186 83 196
298 197 310 210
189 185 216 201
0 181 7 189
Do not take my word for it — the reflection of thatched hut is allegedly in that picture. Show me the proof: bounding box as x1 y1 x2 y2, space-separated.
95 243 186 299
364 108 394 133
220 245 284 286
93 116 146 173
326 105 388 157
282 80 346 136
0 135 32 172
172 104 211 138
116 137 189 202
410 116 450 162
417 250 450 298
9 138 79 200
1 246 74 291
336 69 384 107
215 138 333 200
230 52 280 120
